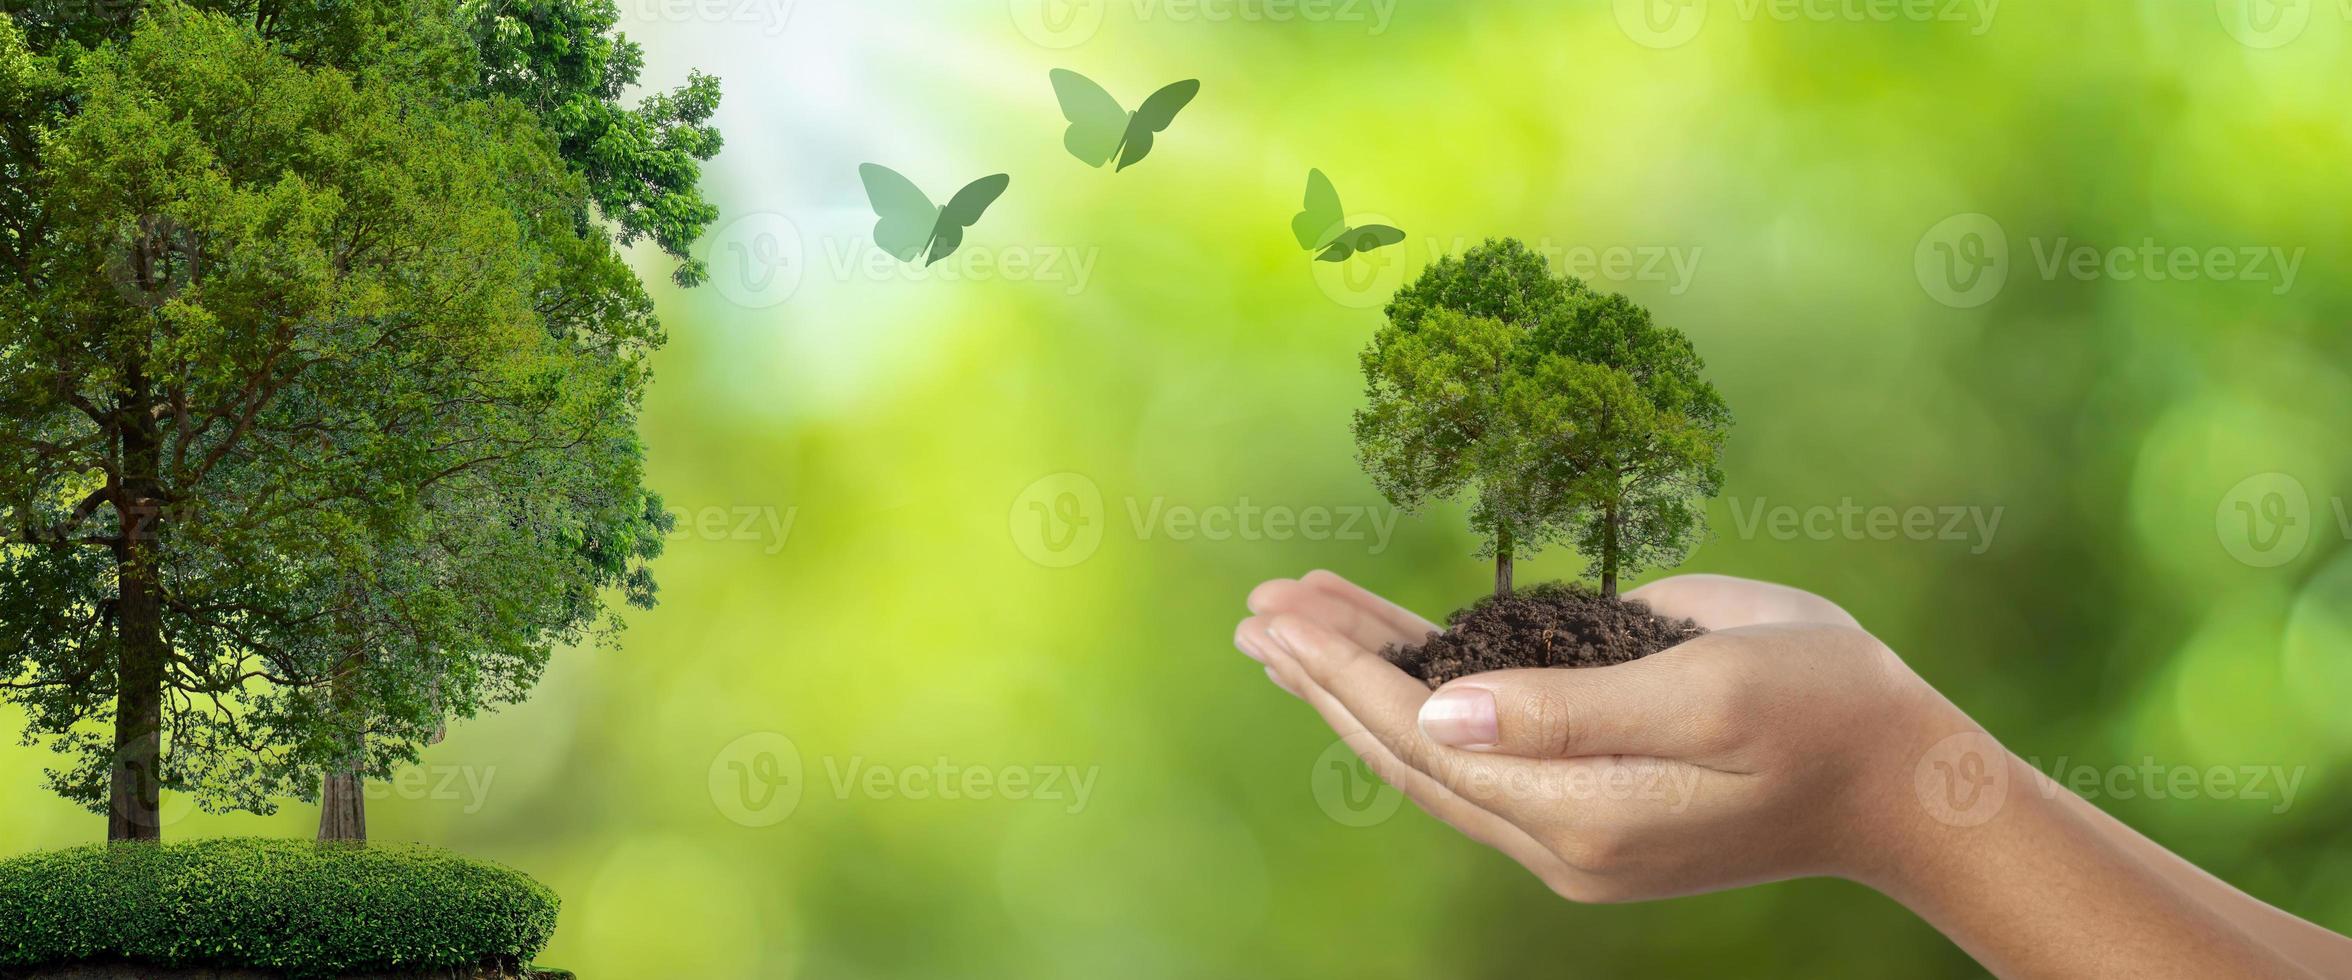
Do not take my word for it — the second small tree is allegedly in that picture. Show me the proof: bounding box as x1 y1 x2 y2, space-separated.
1354 240 1727 598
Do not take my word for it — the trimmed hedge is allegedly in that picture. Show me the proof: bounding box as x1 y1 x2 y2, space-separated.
0 838 559 979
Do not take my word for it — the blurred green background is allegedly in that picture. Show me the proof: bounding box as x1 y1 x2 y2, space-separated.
6 0 2352 975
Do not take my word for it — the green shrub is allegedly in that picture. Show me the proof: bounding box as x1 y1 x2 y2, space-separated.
0 837 560 978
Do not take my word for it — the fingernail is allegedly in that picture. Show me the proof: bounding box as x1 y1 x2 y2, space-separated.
1420 687 1498 748
1234 634 1268 665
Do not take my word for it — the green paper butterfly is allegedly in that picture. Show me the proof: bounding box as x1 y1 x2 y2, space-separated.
858 163 1010 266
1292 169 1405 262
1050 69 1201 172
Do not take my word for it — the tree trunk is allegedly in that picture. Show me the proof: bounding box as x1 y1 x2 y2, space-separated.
318 766 367 841
1495 524 1514 596
318 662 368 841
1599 500 1621 599
109 427 166 842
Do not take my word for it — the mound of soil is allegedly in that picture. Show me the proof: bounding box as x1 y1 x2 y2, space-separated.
1384 582 1705 688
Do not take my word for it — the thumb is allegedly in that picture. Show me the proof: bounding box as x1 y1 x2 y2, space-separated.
1417 656 1731 760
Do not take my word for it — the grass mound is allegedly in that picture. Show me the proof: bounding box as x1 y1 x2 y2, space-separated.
0 837 558 979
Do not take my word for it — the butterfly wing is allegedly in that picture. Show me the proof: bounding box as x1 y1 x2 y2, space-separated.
1292 168 1346 251
1115 78 1199 171
860 163 940 262
1343 224 1406 254
1051 69 1129 168
925 173 1011 265
1316 224 1405 262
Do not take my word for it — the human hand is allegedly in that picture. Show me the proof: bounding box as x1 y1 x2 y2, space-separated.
1237 572 2330 978
1236 571 1960 902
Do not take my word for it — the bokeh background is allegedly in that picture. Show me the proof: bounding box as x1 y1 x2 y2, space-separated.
7 0 2352 975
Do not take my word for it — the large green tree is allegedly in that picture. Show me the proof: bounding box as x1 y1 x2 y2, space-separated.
0 3 677 840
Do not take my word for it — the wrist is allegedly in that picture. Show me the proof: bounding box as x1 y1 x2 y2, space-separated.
1833 680 2015 896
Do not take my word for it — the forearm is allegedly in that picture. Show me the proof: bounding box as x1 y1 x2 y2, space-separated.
1854 715 2316 979
2041 766 2352 978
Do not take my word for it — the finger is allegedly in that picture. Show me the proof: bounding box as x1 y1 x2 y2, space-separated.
1626 574 1858 631
1266 614 1658 838
1233 620 1301 697
1418 658 1736 762
1299 569 1440 638
1247 577 1427 652
1240 617 1576 878
1262 614 1458 777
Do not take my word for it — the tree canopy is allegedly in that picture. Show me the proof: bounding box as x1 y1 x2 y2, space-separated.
0 0 693 838
1355 239 1728 597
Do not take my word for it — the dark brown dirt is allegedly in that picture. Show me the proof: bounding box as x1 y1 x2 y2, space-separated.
1384 582 1705 687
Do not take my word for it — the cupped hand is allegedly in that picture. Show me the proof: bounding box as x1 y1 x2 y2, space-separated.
1235 571 1961 902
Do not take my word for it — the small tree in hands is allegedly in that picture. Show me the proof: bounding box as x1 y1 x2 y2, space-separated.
1535 293 1729 597
1356 240 1593 594
1353 239 1728 685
